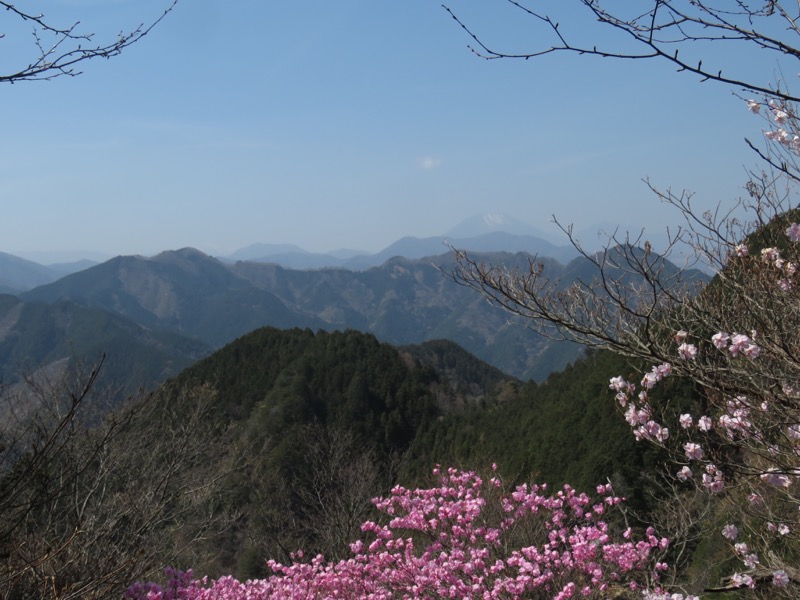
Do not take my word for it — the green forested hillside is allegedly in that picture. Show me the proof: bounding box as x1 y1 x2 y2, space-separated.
171 327 441 448
405 349 692 512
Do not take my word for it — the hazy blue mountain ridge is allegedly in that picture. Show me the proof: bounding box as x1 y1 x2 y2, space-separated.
0 251 61 292
0 228 574 290
225 232 579 270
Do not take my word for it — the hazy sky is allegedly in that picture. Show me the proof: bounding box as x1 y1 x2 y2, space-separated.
0 1 785 261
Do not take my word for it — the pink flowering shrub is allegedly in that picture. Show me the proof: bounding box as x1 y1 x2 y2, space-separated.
127 467 669 599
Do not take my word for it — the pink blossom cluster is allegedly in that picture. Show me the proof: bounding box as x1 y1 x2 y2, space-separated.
758 99 800 152
758 245 798 291
711 331 760 359
610 330 774 495
610 364 670 443
127 468 669 599
719 538 791 591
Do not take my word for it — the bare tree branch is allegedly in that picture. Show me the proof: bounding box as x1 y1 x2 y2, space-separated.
0 1 178 83
0 365 241 599
443 1 800 103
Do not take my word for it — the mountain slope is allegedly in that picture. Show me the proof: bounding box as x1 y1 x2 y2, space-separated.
0 294 209 395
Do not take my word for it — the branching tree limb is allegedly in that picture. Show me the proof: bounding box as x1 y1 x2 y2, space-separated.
0 1 178 83
444 1 800 103
0 363 241 600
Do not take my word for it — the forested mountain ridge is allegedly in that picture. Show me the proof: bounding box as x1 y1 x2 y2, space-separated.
124 327 675 579
150 327 520 575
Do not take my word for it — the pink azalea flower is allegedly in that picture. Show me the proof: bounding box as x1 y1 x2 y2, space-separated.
731 573 755 588
761 247 780 263
677 343 698 360
697 416 713 431
773 570 790 587
684 443 704 461
761 470 792 488
609 376 630 392
655 362 672 377
743 553 759 568
711 332 730 350
721 524 738 540
728 333 759 358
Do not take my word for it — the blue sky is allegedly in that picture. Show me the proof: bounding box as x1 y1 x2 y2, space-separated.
0 1 780 261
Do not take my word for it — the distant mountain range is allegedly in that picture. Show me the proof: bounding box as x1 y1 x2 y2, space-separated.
18 248 558 381
4 231 576 290
5 212 687 287
219 231 577 271
18 243 707 383
0 214 707 387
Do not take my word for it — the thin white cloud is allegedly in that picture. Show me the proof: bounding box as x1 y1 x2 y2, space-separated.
419 156 442 171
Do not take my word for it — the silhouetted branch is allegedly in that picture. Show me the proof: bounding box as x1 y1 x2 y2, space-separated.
0 1 178 83
443 1 800 103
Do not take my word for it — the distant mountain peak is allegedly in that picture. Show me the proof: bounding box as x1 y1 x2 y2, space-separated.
153 247 209 259
447 213 556 241
482 213 510 227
